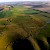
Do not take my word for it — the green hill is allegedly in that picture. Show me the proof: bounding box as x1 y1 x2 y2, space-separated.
0 5 50 50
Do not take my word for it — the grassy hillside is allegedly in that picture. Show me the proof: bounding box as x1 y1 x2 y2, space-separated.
0 5 50 50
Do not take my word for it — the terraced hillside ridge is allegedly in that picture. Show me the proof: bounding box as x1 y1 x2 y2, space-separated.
0 5 50 50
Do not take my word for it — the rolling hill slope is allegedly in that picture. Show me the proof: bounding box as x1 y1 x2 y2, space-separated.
0 5 50 50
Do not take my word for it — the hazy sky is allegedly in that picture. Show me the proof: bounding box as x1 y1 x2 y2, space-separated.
0 0 50 2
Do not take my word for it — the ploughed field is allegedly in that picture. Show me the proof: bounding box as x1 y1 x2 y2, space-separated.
0 5 50 50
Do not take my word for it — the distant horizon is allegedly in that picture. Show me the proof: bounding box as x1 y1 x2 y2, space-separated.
0 0 50 3
0 1 50 3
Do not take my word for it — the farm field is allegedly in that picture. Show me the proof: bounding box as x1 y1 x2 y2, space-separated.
0 5 50 50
